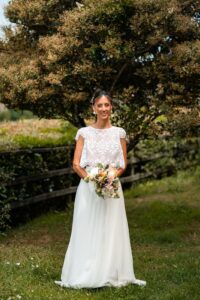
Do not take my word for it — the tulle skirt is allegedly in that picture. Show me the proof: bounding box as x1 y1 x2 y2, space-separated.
55 179 146 289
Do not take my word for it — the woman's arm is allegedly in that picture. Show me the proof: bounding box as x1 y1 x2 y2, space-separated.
72 136 88 179
116 138 128 178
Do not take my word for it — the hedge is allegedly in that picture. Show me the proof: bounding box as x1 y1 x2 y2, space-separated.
0 146 75 231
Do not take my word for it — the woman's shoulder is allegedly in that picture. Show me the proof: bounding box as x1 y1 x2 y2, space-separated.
75 127 88 141
112 126 126 138
75 126 93 140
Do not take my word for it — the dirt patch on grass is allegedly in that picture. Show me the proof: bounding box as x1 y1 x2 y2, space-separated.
127 189 200 207
182 224 200 243
0 227 68 248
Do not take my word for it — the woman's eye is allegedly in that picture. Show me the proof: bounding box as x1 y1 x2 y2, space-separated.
97 103 110 108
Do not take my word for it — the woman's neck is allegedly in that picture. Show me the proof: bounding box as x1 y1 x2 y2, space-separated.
92 120 112 129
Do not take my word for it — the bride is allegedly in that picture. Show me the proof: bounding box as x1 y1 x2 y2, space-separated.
55 89 146 288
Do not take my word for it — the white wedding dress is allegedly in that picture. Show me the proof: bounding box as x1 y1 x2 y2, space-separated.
55 126 146 288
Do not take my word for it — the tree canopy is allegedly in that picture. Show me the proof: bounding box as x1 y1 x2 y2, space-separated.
0 0 200 147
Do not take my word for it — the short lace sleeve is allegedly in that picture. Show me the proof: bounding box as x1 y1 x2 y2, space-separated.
75 128 85 141
119 127 126 139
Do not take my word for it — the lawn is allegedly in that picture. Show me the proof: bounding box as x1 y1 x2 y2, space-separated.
0 119 77 150
0 167 200 300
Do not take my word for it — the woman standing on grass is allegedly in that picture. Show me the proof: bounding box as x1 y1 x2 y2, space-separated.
55 89 146 288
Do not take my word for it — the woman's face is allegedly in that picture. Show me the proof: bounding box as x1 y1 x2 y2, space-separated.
93 96 112 120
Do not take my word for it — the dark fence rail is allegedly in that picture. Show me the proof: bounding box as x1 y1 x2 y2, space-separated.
1 139 198 210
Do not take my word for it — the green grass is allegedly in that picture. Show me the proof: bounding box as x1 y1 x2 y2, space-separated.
0 119 77 151
124 166 200 200
0 167 200 300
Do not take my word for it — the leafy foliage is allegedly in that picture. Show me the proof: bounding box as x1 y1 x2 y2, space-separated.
0 146 74 232
0 0 200 147
133 137 200 177
0 171 11 232
0 109 34 122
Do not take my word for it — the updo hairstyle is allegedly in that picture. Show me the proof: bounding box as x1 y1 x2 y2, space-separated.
90 89 112 105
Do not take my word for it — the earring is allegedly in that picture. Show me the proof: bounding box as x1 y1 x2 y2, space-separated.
93 111 96 115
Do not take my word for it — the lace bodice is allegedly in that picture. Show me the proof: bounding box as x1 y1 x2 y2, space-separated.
75 126 126 169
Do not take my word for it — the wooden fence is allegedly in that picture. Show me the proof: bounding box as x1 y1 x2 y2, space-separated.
4 140 199 210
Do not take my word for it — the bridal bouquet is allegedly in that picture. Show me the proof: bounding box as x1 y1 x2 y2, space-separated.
84 163 120 199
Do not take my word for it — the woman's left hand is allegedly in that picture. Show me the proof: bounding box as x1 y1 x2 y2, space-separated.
108 167 118 180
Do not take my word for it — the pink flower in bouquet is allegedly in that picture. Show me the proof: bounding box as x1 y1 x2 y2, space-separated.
84 163 120 199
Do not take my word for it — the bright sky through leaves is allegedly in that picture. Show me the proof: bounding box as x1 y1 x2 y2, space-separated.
0 0 10 39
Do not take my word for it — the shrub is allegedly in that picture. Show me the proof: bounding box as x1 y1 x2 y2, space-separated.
0 109 35 122
0 145 75 232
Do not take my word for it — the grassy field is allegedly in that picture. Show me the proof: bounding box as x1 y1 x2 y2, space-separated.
0 167 200 300
0 119 77 150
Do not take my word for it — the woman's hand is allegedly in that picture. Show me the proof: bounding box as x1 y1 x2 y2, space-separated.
115 167 125 178
108 167 118 181
73 135 88 179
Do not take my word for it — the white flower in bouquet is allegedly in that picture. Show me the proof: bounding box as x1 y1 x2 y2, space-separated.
89 166 99 177
84 163 120 199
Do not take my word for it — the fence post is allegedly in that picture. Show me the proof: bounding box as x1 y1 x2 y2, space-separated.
130 152 135 189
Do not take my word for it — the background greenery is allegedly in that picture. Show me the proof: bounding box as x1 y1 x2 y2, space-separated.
0 1 199 298
0 118 76 151
133 138 200 177
0 115 199 232
0 0 199 150
0 144 74 230
0 109 34 122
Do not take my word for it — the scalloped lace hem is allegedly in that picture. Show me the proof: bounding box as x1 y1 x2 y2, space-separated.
54 278 146 289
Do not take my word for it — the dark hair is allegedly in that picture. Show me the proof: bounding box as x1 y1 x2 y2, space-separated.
90 89 112 105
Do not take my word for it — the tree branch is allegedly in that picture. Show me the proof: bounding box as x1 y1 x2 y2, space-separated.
109 63 128 95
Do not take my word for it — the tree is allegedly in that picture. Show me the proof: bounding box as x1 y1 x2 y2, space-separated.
0 0 200 148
